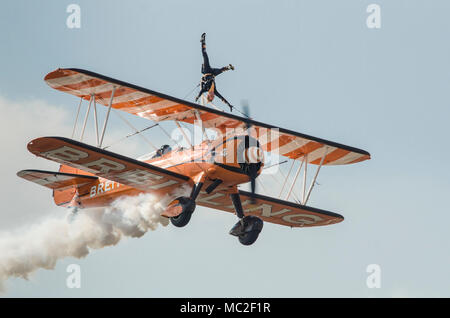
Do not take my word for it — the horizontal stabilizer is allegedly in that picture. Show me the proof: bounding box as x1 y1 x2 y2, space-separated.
17 169 97 191
26 137 193 192
196 190 344 228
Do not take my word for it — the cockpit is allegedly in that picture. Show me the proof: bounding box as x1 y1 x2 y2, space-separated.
151 144 172 158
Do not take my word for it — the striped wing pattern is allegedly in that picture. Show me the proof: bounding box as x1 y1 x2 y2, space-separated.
45 68 370 166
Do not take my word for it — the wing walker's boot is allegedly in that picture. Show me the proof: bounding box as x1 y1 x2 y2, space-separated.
201 33 206 46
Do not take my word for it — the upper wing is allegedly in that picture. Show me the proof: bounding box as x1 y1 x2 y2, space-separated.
26 136 193 192
196 190 343 228
45 68 370 165
17 169 97 190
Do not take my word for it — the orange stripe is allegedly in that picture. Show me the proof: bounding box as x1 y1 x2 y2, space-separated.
310 148 350 165
44 69 77 81
93 86 136 100
136 104 190 117
263 134 296 152
113 95 165 109
283 141 323 159
347 154 370 164
220 119 242 129
156 105 191 116
182 112 219 124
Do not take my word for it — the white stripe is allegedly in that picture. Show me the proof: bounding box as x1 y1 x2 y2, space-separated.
46 73 91 86
57 83 115 99
258 129 281 146
110 91 149 105
137 109 194 122
132 99 180 114
326 152 362 165
277 138 310 155
302 146 336 164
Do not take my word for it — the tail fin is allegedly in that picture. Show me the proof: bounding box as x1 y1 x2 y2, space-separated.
17 169 98 207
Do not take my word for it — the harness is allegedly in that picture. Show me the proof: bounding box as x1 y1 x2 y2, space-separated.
201 73 215 83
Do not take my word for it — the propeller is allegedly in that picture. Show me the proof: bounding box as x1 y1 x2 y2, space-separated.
241 100 259 203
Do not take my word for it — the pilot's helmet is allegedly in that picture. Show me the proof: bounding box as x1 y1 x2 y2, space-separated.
161 144 171 154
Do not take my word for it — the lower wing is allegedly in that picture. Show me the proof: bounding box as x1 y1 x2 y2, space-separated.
197 190 344 227
26 137 193 193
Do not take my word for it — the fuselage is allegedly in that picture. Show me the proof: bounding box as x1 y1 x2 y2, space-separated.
54 134 264 209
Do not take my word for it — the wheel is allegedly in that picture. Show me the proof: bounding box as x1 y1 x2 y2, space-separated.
238 230 260 246
169 197 196 228
230 216 264 246
170 210 192 227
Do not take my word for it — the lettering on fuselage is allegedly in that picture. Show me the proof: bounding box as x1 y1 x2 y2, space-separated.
90 181 120 197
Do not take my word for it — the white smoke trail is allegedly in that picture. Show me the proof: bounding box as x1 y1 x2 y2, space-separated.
0 187 189 292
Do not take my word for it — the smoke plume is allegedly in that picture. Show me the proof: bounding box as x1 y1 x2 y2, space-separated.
0 189 187 292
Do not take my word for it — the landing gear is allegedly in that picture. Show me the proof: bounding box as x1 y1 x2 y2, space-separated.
169 179 203 227
229 215 264 245
229 193 263 246
169 197 196 227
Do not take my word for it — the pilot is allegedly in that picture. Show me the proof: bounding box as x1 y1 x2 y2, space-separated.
152 144 172 158
195 33 235 112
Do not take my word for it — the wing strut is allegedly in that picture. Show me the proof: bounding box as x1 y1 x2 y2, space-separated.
303 147 328 204
71 98 83 138
80 95 93 142
93 95 99 146
285 157 304 201
99 86 116 147
282 147 329 205
302 154 308 202
175 121 192 148
279 160 295 197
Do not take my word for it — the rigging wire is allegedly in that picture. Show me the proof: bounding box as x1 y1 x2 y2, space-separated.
102 109 158 151
103 123 159 150
183 83 200 100
278 160 302 203
71 98 83 139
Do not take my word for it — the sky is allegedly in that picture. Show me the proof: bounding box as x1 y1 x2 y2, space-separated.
0 0 449 297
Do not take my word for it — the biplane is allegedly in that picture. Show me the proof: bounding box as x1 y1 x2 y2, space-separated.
17 68 370 245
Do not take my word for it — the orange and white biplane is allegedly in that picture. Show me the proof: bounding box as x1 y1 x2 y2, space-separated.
18 68 370 245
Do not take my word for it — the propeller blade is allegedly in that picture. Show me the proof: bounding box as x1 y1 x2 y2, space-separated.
241 99 257 202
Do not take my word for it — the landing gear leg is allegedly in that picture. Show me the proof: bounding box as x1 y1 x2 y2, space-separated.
169 181 204 227
229 193 263 246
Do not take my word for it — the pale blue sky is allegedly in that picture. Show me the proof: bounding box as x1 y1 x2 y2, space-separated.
0 0 449 297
